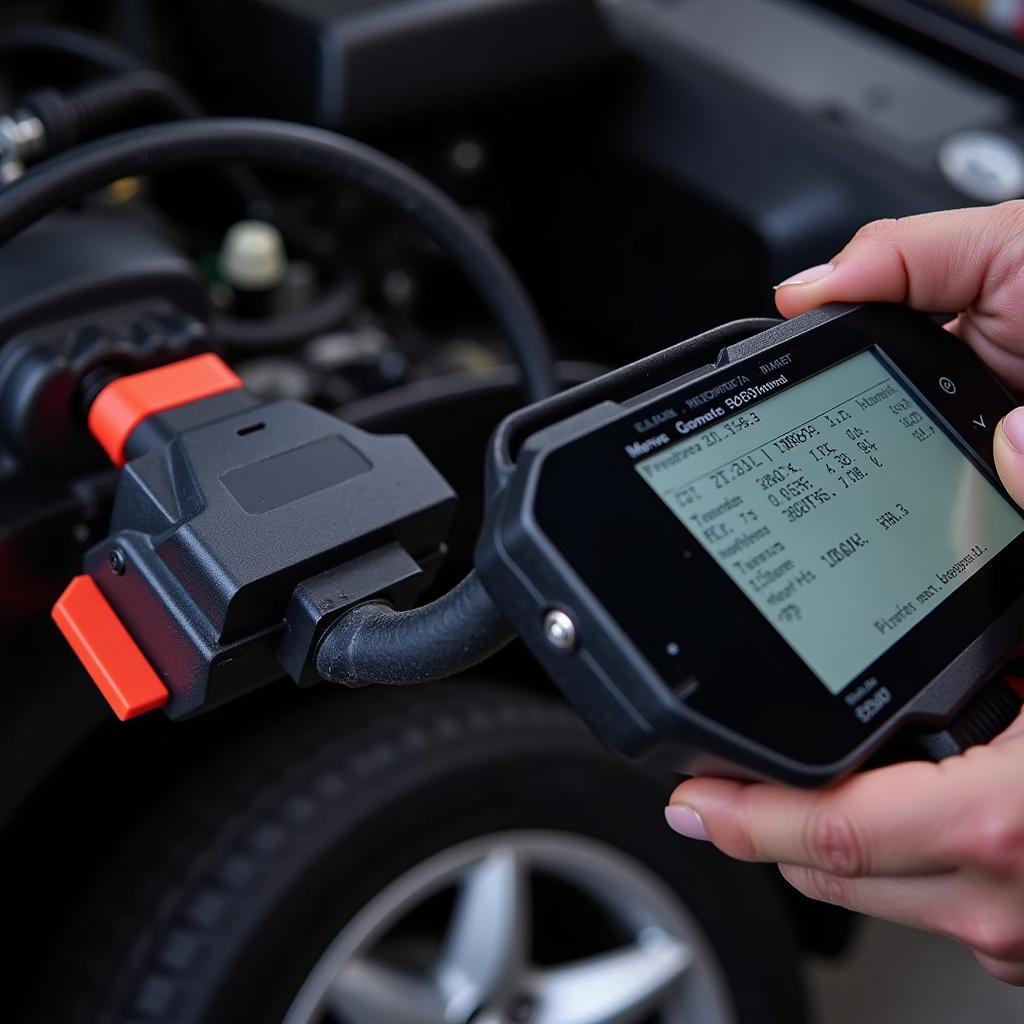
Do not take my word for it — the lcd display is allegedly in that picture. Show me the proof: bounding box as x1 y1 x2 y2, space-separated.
636 349 1024 694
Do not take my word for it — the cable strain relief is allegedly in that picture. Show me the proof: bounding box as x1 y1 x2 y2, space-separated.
20 86 75 152
77 365 122 422
316 571 513 687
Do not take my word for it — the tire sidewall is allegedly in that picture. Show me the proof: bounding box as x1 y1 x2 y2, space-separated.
46 687 808 1024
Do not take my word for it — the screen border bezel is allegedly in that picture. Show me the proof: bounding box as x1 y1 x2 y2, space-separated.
531 305 1024 767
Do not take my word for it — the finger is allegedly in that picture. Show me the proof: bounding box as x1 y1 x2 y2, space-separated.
943 315 1024 392
779 864 958 935
774 203 1024 319
668 762 962 877
974 953 1024 987
785 864 1024 976
994 408 1024 509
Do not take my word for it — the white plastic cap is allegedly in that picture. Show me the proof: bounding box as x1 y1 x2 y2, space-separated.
220 219 287 290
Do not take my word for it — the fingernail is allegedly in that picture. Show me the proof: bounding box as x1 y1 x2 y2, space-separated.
774 263 834 289
664 804 710 841
1002 407 1024 452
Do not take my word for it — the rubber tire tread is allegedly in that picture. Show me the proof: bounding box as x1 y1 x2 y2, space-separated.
26 682 809 1024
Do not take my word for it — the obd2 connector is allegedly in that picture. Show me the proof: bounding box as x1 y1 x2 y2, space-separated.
54 353 456 718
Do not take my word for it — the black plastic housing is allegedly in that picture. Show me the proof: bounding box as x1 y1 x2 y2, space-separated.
476 305 1024 785
183 0 613 128
86 392 456 717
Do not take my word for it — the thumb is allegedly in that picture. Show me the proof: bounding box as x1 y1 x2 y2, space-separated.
993 408 1024 509
773 205 1012 320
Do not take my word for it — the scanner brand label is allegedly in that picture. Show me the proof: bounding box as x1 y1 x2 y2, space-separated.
685 373 751 410
633 408 677 433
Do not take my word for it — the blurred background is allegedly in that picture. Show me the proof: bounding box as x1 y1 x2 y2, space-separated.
3 1 1024 1022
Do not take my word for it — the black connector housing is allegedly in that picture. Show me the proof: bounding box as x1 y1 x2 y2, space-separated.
85 391 456 717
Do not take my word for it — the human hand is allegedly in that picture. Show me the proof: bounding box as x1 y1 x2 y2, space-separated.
667 203 1024 983
667 716 1024 983
772 202 1024 504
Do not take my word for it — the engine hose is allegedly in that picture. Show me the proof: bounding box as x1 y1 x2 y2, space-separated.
19 76 269 217
2 40 349 332
25 69 202 149
0 30 271 222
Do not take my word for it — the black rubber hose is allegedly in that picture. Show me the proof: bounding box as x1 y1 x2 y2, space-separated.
1 39 351 342
57 68 203 138
316 573 513 686
0 118 556 401
0 30 273 225
21 70 201 153
0 24 142 75
19 75 271 219
0 25 268 212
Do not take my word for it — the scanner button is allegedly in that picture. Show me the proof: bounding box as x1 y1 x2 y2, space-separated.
543 609 577 653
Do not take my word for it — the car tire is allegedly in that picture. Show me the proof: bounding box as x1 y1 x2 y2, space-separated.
28 681 809 1024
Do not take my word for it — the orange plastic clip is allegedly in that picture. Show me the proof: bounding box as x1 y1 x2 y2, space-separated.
88 353 242 466
52 576 169 720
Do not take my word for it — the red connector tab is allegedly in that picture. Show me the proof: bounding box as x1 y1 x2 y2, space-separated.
51 576 169 720
52 351 454 721
88 353 242 466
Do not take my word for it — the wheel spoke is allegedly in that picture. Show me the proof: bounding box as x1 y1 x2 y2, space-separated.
531 932 692 1024
435 847 530 1018
328 957 448 1024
